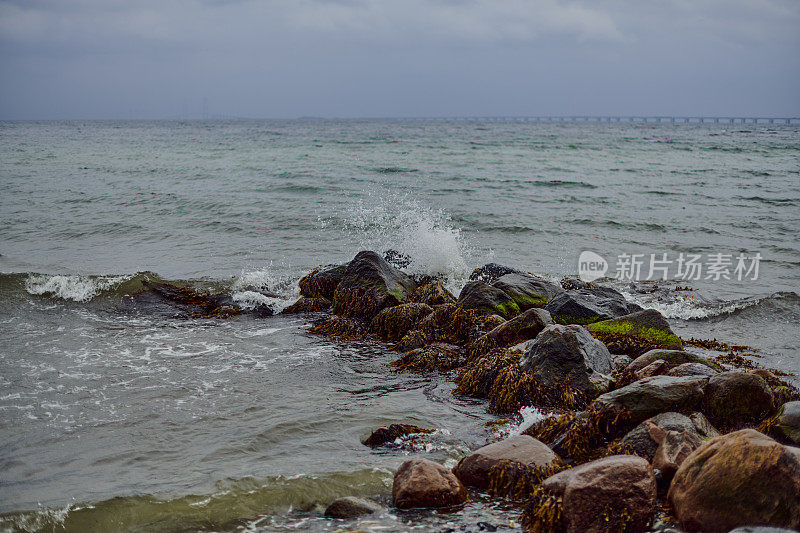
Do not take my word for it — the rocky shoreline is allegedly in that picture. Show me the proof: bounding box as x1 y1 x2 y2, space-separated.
286 250 800 533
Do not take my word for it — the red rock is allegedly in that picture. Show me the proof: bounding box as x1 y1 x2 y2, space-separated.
453 435 559 490
392 458 468 509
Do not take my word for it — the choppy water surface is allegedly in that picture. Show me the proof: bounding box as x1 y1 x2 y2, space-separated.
0 120 798 532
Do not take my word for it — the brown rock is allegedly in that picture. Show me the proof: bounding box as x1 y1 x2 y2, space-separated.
635 358 667 380
667 362 719 377
453 435 559 490
324 496 382 518
702 371 774 427
392 458 468 509
651 429 703 484
282 296 331 314
362 424 433 447
668 429 800 533
540 454 657 533
470 308 553 356
369 303 432 341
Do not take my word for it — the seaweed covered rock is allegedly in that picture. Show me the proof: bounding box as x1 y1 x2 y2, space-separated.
525 455 657 533
622 411 717 461
668 429 800 533
332 251 417 320
416 303 485 345
282 296 331 314
396 329 428 351
369 303 433 341
519 324 614 402
409 281 456 306
362 424 434 447
775 401 800 445
299 264 347 300
471 308 553 356
392 458 468 509
453 435 559 491
585 309 683 356
142 281 246 318
307 316 368 338
701 371 774 428
457 281 520 319
469 263 523 283
545 286 642 325
490 273 563 311
324 496 382 518
390 342 464 372
627 349 719 374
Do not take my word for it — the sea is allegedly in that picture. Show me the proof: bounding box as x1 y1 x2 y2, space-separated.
1 119 798 532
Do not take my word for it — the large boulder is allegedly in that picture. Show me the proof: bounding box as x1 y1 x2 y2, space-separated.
490 273 563 311
392 458 468 509
332 251 417 320
592 375 708 431
324 496 382 518
369 302 432 341
409 281 456 306
702 371 774 428
668 429 800 533
545 286 642 325
453 435 559 490
457 281 520 319
282 296 331 314
585 309 683 356
299 264 347 300
622 411 717 461
776 401 800 445
537 455 657 533
627 349 720 374
471 308 553 355
519 324 614 402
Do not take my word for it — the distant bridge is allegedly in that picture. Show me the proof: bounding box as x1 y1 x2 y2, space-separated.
411 116 800 125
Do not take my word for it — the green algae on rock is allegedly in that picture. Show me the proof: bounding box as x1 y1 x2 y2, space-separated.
585 309 683 356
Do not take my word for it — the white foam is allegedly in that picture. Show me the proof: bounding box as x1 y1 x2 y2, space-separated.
621 290 760 320
25 274 131 302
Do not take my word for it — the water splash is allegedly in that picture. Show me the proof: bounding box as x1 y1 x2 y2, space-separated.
25 274 132 302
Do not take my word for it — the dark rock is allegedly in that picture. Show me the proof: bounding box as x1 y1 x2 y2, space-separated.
142 281 245 318
627 349 719 373
416 303 486 345
728 527 800 533
490 273 563 311
299 264 347 300
383 249 411 269
622 411 707 461
332 251 417 320
409 281 456 306
776 401 800 445
519 324 614 401
667 362 720 377
395 329 428 352
369 303 433 341
471 308 553 356
545 286 642 325
390 343 464 373
560 277 597 290
457 281 520 319
635 359 667 380
585 309 683 356
392 458 468 509
538 455 657 533
469 263 523 283
362 424 434 447
453 435 559 490
324 496 382 518
668 429 800 533
611 353 633 371
702 371 774 428
282 296 331 314
307 315 368 338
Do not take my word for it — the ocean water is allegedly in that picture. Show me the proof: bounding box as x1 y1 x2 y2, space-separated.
0 120 798 532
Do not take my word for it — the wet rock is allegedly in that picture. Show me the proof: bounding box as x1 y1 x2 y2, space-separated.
728 528 800 533
299 264 347 300
519 324 614 401
585 309 683 357
453 435 559 490
416 303 485 345
635 359 667 380
611 353 633 371
282 296 331 314
622 411 711 461
409 281 456 306
627 349 719 374
537 455 657 533
702 371 774 428
592 375 708 431
457 281 520 319
369 303 433 341
650 428 703 486
469 263 523 283
668 429 800 533
307 315 368 338
470 308 553 356
776 401 800 444
362 424 434 447
392 458 468 509
390 342 464 373
490 273 563 311
395 329 428 351
142 281 246 318
545 286 642 325
324 496 382 518
332 251 417 320
689 412 719 439
667 362 720 377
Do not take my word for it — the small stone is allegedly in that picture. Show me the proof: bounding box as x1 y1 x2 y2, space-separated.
776 401 800 445
392 458 468 509
324 496 382 518
362 424 433 447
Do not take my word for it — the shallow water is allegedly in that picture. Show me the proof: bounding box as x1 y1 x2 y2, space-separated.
0 120 798 531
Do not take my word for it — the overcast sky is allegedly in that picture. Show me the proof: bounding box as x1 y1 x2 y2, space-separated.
0 0 798 119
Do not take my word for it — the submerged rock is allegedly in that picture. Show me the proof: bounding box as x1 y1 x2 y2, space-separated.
393 458 468 509
390 342 464 372
490 273 563 311
545 286 641 325
471 308 553 356
307 316 368 338
299 264 347 300
369 302 432 341
457 281 520 319
332 251 417 320
776 401 800 445
453 435 559 491
701 371 774 428
519 324 614 402
668 429 800 533
324 496 382 518
585 309 683 356
282 296 331 314
362 424 434 447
